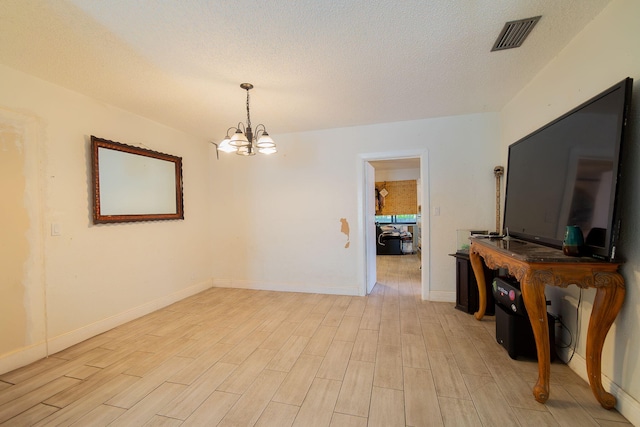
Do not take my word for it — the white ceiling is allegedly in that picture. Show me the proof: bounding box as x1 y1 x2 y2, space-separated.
0 0 610 142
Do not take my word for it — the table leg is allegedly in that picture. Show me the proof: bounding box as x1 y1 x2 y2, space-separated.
469 250 487 320
586 273 625 409
520 272 550 404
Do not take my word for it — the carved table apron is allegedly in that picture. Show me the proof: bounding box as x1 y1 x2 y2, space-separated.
469 237 625 409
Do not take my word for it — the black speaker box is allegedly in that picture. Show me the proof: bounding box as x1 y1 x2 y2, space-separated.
495 303 556 360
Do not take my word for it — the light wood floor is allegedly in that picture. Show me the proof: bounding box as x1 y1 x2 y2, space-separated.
0 255 632 426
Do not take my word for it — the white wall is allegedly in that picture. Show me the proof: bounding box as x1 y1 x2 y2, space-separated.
0 64 213 373
0 61 499 374
209 113 500 300
500 0 640 422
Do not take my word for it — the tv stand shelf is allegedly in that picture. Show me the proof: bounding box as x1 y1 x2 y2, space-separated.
469 237 625 409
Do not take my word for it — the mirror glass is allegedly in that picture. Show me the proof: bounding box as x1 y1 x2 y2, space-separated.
91 136 184 223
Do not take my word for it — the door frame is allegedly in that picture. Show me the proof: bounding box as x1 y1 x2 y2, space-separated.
356 149 430 299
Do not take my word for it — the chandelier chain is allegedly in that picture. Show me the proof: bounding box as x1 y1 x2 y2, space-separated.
246 89 252 130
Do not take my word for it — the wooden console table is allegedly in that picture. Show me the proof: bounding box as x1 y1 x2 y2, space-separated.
469 237 625 409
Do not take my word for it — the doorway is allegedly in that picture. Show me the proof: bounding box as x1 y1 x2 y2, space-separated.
358 151 428 299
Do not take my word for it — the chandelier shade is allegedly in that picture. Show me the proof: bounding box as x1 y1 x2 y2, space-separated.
256 132 275 148
217 137 236 153
237 146 256 156
212 83 276 157
229 129 250 147
259 146 277 154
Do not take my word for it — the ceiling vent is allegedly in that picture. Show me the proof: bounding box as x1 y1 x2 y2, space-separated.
491 16 541 51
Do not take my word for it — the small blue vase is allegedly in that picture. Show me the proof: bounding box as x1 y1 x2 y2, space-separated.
563 225 584 256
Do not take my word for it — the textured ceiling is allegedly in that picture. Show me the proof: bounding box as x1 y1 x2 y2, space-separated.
0 0 610 142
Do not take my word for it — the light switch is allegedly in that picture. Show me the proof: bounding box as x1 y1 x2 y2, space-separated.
434 207 440 216
51 223 61 236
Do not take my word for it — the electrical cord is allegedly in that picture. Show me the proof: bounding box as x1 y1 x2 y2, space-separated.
567 289 583 363
555 316 573 349
553 288 582 363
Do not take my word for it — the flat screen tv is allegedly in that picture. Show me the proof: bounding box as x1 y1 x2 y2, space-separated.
503 78 633 261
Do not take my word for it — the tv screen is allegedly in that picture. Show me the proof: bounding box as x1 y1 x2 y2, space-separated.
503 78 633 260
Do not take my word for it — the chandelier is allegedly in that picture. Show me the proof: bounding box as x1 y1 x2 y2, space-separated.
215 83 276 156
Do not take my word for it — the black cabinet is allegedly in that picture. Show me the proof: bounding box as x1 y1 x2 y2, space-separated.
450 250 495 315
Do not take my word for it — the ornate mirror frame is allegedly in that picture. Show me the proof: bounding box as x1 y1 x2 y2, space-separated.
91 136 184 223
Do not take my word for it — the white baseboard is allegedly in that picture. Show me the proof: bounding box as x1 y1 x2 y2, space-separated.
0 343 48 376
0 279 212 375
47 279 213 355
424 290 456 302
211 278 360 296
558 348 640 426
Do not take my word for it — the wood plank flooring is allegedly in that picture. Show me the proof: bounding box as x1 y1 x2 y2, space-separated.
0 255 632 426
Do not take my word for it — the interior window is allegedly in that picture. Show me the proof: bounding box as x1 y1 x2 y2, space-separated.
375 214 416 224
